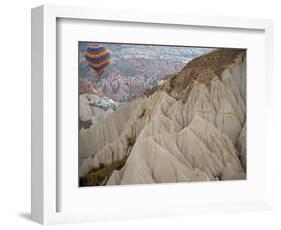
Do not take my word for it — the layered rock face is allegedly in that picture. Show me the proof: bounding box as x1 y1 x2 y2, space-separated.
79 49 247 186
96 74 150 102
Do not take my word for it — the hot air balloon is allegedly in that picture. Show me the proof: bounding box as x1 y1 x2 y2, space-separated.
84 44 112 77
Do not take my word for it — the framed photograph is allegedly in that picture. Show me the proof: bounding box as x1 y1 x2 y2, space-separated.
31 5 274 224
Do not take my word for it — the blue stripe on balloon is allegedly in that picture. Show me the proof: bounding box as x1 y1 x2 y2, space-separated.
85 52 111 64
87 46 107 54
91 62 110 72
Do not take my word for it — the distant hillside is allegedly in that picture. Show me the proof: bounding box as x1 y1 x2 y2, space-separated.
79 43 212 102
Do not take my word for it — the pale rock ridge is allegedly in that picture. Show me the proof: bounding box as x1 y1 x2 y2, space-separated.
182 82 216 127
178 61 246 144
136 113 181 143
79 98 139 160
210 76 245 125
79 91 180 177
80 94 115 126
166 100 184 128
79 94 94 121
80 93 121 122
221 68 246 116
106 117 245 185
188 116 244 175
111 138 195 185
214 96 242 144
228 58 246 104
176 128 224 179
90 107 113 125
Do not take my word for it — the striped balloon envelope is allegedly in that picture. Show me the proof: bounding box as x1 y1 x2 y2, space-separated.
84 44 112 77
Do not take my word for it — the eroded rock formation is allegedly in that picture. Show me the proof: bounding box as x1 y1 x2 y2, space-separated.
79 48 247 186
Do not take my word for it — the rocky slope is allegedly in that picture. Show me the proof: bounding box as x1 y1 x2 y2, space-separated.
96 74 150 102
79 48 247 186
79 93 120 130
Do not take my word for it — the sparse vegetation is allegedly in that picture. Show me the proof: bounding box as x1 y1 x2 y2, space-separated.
79 119 92 130
80 155 128 186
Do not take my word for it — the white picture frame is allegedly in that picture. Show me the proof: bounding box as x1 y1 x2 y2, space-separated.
31 4 274 225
